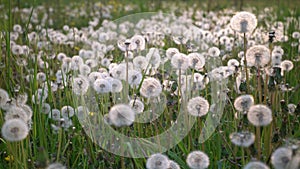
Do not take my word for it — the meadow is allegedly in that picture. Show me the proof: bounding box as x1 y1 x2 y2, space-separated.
0 0 300 168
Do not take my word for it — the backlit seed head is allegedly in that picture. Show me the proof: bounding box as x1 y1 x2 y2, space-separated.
1 119 29 142
230 131 255 147
247 104 272 126
246 45 270 68
186 150 210 169
146 153 170 169
271 147 292 169
187 96 210 117
230 11 257 34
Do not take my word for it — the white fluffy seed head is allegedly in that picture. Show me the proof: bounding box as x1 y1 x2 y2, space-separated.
1 119 29 142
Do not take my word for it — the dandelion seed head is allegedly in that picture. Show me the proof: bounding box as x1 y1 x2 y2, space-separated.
271 147 292 169
0 88 10 108
93 79 111 93
109 104 135 127
247 104 272 126
188 52 205 70
140 78 162 98
234 95 254 112
187 96 209 117
280 60 294 72
72 76 89 95
146 153 170 169
230 131 255 147
246 45 270 68
61 106 75 119
5 106 30 122
243 161 270 169
230 11 257 34
46 162 66 169
186 150 210 169
208 47 220 57
1 119 29 142
48 109 61 121
167 160 180 169
129 99 144 114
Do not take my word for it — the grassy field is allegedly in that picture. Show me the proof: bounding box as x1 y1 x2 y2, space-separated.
0 0 300 169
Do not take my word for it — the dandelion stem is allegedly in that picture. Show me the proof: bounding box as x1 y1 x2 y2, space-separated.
243 33 250 93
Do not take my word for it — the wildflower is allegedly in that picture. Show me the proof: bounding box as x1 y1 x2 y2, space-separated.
101 58 111 67
186 150 210 169
208 47 220 57
0 88 10 108
246 45 270 68
88 72 103 84
61 106 75 119
146 153 170 169
5 106 30 122
140 77 162 98
93 79 111 93
48 109 61 121
188 52 206 70
230 131 255 147
230 11 257 34
108 104 135 127
234 95 254 113
171 53 189 70
72 76 89 95
271 147 292 169
46 162 66 169
187 96 210 117
247 104 272 126
129 99 144 114
1 119 29 142
243 161 270 169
